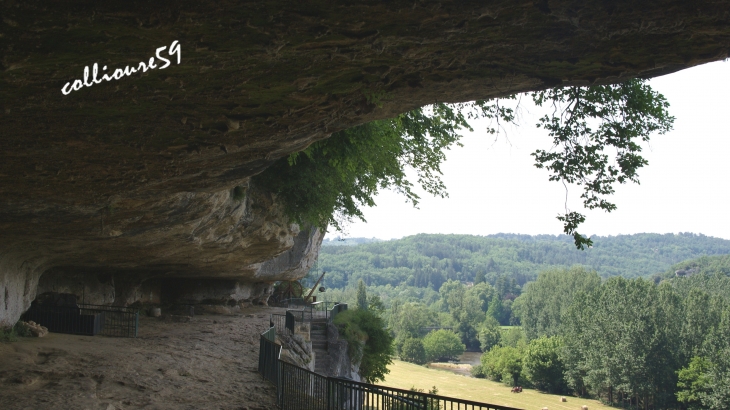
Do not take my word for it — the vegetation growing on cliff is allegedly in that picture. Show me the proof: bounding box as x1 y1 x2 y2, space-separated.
255 80 673 248
333 301 394 383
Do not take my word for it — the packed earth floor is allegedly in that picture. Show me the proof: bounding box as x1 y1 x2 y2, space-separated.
0 307 282 410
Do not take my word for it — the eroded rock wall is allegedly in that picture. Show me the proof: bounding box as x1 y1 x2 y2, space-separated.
1 1 729 326
0 184 321 327
324 322 362 382
0 253 47 329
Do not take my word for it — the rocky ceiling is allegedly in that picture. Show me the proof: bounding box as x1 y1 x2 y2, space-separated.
0 0 729 325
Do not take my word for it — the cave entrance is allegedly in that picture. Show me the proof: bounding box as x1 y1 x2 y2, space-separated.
23 292 140 337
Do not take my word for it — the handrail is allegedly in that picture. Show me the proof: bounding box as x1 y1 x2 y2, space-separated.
257 323 523 410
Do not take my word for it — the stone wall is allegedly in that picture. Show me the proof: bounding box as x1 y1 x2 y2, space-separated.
322 323 361 382
278 328 315 372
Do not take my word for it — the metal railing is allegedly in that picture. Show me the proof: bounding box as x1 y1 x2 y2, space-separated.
280 360 328 410
271 313 287 336
258 327 281 386
257 325 522 410
22 303 140 337
285 309 312 333
328 303 347 324
311 301 337 319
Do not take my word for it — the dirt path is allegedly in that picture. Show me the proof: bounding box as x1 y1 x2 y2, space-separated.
0 307 283 410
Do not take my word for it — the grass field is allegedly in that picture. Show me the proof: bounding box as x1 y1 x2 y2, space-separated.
380 360 614 410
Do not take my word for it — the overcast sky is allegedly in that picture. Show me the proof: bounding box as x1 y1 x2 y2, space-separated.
326 60 730 241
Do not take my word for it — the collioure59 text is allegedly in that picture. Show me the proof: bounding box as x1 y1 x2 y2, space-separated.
61 40 181 95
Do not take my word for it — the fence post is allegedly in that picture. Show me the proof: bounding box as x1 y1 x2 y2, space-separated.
278 359 284 409
326 377 332 410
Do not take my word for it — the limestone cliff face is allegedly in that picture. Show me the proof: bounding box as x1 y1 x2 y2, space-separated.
1 1 729 326
0 184 322 326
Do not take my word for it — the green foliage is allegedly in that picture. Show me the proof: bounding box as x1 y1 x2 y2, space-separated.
519 266 601 340
558 276 728 407
356 279 368 310
0 326 18 342
0 321 32 342
321 247 730 404
486 298 504 324
478 317 502 352
333 308 394 383
677 356 713 409
368 294 385 314
481 345 525 386
470 364 486 378
400 338 427 365
523 336 566 393
531 80 674 249
500 327 527 349
389 302 438 340
422 330 465 362
253 104 469 231
669 255 730 278
699 305 730 409
257 81 673 247
439 280 465 317
319 233 730 292
230 185 246 201
437 280 498 348
474 270 486 284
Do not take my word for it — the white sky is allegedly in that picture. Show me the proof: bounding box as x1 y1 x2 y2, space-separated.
327 61 730 241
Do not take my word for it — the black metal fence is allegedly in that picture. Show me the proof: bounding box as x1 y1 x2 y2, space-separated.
257 325 522 410
284 302 347 333
22 303 139 337
328 303 347 324
259 327 281 387
280 360 328 410
271 313 287 335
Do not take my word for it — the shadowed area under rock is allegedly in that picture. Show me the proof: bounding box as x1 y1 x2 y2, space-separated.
1 0 729 325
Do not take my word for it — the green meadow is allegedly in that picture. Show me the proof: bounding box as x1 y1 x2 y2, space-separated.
380 360 614 410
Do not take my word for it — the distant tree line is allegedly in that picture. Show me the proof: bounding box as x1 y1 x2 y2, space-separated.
318 233 730 291
316 251 730 409
474 259 730 409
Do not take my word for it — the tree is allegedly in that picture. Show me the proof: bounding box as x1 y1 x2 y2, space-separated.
475 270 486 285
481 345 525 386
368 294 385 314
697 305 730 409
254 104 470 231
520 266 601 340
478 316 502 352
677 356 713 409
390 302 438 340
457 282 498 348
500 327 526 349
523 336 567 393
422 330 465 362
400 338 427 365
530 80 674 248
356 279 368 310
561 277 680 407
439 280 465 317
255 81 673 249
333 309 394 383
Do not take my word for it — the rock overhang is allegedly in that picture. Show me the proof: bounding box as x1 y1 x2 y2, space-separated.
1 0 729 325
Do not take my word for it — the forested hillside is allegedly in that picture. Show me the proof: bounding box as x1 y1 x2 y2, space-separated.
656 254 730 281
317 233 730 290
312 241 730 408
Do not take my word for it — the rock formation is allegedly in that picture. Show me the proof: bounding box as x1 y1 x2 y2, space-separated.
1 0 729 326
